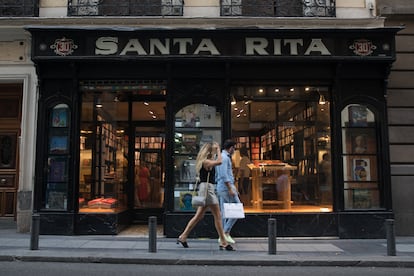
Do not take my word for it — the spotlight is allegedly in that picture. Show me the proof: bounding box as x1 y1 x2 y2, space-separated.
95 98 103 108
319 94 326 105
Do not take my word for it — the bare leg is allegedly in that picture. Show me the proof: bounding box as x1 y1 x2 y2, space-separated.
209 204 228 247
178 206 207 241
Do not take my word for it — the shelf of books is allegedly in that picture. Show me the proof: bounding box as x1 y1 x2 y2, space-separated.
235 136 260 161
79 118 128 213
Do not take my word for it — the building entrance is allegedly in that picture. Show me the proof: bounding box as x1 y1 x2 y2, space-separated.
0 84 22 218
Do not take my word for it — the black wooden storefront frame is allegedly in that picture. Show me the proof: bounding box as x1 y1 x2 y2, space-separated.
29 27 399 238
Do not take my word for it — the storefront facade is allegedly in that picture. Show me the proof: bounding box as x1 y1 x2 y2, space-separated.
28 26 398 238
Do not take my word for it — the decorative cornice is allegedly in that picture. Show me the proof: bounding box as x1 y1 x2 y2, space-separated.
0 16 386 29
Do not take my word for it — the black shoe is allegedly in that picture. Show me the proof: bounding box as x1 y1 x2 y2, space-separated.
176 239 189 248
219 244 235 251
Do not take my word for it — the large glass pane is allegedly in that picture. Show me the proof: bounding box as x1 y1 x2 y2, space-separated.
341 104 381 210
134 125 165 208
79 92 128 212
232 85 332 213
173 104 222 211
44 104 70 210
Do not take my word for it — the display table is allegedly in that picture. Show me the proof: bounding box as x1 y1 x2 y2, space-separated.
249 161 297 210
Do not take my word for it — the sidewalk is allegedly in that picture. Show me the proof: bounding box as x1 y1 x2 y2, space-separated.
1 220 414 267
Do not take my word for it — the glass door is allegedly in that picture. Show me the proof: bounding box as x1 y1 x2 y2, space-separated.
134 127 165 208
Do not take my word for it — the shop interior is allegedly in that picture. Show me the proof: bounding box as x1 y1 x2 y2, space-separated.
174 85 333 213
75 81 334 214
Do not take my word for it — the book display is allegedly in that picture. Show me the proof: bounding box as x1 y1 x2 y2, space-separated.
231 96 332 211
341 105 379 209
79 115 128 213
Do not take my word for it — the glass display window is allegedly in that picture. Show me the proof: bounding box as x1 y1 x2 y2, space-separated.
231 85 332 213
43 104 70 210
79 92 128 213
341 104 381 210
78 80 167 213
173 103 222 211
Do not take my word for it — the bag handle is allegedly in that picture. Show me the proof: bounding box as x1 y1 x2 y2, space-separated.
192 171 210 196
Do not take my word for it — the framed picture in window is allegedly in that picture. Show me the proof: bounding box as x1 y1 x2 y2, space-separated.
51 107 68 127
348 105 368 127
49 136 69 154
353 158 371 181
48 157 67 182
344 129 377 154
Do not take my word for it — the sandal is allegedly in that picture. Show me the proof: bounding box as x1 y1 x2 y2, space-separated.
219 244 235 251
176 238 189 248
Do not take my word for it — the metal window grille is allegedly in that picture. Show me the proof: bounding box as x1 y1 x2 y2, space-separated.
0 0 38 17
221 0 335 17
68 0 183 16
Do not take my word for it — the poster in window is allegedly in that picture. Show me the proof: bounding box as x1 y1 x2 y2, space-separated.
200 105 218 127
353 158 370 181
46 190 66 209
50 136 68 154
348 105 368 127
182 133 200 154
179 191 195 211
174 156 196 182
51 108 68 127
353 189 372 209
48 158 67 182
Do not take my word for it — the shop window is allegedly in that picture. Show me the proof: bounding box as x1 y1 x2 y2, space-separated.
232 85 332 213
43 104 70 210
341 104 380 210
79 92 128 213
173 104 222 211
79 80 166 212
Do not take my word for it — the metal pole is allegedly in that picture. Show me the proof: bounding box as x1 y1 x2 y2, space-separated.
385 219 396 256
268 218 277 255
148 216 157 253
30 214 40 250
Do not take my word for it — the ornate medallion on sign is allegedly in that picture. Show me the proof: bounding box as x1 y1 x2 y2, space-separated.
349 39 377 56
50 37 78 56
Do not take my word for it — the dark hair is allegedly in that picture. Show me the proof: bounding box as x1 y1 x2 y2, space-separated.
223 139 236 150
240 147 249 157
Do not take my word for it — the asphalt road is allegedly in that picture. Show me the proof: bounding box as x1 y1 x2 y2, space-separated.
1 262 414 276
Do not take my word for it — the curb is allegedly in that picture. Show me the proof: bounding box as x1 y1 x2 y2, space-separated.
1 254 414 268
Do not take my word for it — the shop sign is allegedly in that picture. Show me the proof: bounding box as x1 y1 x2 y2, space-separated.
30 29 395 59
94 37 332 56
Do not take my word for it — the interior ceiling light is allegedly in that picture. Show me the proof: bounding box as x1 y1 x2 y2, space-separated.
319 94 327 105
290 88 295 92
95 98 103 108
231 95 237 105
274 88 280 93
144 102 149 106
258 88 264 93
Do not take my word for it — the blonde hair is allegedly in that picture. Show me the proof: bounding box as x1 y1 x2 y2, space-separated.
195 143 213 176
